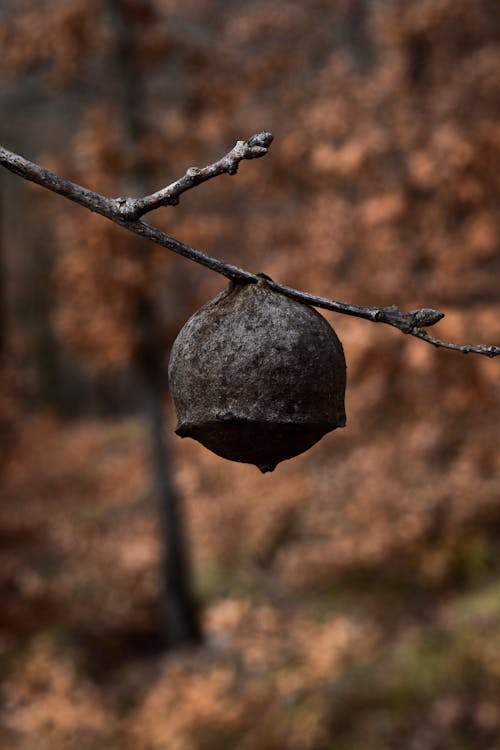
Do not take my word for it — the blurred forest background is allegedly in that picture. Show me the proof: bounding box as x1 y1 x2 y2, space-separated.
1 1 500 748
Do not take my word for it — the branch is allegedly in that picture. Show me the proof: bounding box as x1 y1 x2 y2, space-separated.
0 137 498 358
116 131 275 219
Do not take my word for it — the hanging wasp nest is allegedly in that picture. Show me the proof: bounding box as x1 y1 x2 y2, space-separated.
168 279 346 473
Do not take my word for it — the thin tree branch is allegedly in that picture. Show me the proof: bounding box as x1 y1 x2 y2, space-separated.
0 144 113 215
410 328 500 357
0 138 498 358
116 131 275 219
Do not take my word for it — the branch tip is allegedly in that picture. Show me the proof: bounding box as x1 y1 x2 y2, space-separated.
246 131 274 158
249 131 274 149
410 308 445 328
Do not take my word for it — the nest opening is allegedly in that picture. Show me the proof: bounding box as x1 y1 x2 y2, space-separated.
176 418 343 473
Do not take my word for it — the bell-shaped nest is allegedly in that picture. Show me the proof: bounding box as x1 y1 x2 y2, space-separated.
169 280 346 472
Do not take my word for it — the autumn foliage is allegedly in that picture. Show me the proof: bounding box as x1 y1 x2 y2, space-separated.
1 1 500 748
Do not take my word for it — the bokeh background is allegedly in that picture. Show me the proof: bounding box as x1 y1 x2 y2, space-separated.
1 1 500 748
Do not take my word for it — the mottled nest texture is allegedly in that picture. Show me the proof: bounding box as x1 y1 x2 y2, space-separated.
168 280 346 473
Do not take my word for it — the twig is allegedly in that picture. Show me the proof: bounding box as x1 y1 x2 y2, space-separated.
0 136 498 358
116 131 275 219
411 328 500 357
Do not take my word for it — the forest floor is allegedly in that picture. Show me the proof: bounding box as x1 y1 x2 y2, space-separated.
2 412 500 750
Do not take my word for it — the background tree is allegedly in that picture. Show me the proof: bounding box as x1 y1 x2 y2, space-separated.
1 0 203 648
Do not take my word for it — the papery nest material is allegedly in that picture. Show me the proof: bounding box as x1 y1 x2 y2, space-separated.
168 279 347 473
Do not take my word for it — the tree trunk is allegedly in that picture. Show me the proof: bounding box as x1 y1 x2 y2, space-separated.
141 350 201 646
110 0 202 647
